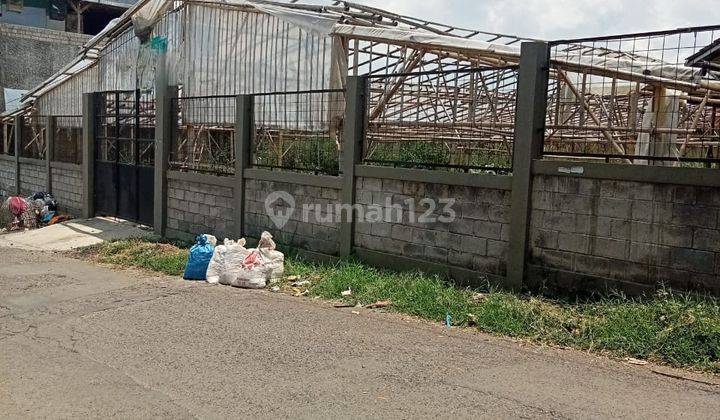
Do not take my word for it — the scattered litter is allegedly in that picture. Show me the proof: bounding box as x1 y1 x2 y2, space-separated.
351 311 360 315
1 192 70 232
271 286 280 292
445 312 452 328
364 300 392 309
625 357 649 366
183 235 216 280
341 288 353 297
291 280 311 287
334 303 355 308
286 275 300 281
472 292 487 301
467 313 477 327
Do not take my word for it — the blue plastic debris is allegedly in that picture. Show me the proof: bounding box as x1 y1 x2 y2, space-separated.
183 235 215 280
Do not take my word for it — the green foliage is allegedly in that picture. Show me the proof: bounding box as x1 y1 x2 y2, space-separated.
88 239 720 373
370 141 449 166
95 238 188 276
368 140 512 170
254 138 339 175
287 257 720 373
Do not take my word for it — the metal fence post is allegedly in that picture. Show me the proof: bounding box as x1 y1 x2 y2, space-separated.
13 116 21 195
338 76 368 257
507 42 550 291
81 92 96 219
45 116 55 192
234 94 253 239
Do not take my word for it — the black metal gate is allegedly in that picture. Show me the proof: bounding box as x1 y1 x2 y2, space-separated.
94 90 156 225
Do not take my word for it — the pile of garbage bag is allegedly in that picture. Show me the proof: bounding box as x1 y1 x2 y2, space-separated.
1 192 71 231
183 231 284 290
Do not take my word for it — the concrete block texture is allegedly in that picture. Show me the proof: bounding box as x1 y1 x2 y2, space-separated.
245 179 342 255
50 165 83 215
530 175 720 294
0 158 17 196
18 161 47 196
352 177 510 276
166 177 236 241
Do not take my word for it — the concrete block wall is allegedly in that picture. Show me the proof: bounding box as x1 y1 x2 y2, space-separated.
166 175 235 242
245 179 342 255
354 177 511 277
0 23 90 113
0 157 15 199
50 164 83 215
18 160 46 196
529 175 720 294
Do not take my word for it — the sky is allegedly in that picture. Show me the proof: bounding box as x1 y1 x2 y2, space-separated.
349 0 720 41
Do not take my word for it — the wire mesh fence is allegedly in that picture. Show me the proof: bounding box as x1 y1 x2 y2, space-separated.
53 116 83 164
20 115 46 159
170 95 236 175
95 90 156 166
364 67 519 173
1 119 14 156
252 89 345 175
545 26 720 167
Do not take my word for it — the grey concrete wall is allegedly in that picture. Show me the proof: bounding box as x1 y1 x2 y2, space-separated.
354 177 511 277
529 175 720 295
0 23 89 112
18 159 46 195
0 156 16 199
244 179 342 255
50 163 82 215
166 175 235 242
0 6 64 31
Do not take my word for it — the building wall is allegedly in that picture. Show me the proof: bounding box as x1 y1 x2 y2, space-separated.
354 177 511 277
50 163 82 215
244 179 342 255
5 153 716 296
529 175 720 295
18 158 46 195
166 174 235 242
0 156 16 199
0 2 65 31
0 23 89 112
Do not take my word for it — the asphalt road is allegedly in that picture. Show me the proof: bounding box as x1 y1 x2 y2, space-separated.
1 247 718 419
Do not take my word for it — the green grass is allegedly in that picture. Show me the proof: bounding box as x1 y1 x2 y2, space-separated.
87 239 720 373
91 238 189 276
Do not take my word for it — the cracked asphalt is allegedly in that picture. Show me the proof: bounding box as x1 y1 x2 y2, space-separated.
1 247 719 419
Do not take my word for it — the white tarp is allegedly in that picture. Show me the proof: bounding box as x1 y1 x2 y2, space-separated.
3 88 27 113
181 3 336 127
24 0 711 122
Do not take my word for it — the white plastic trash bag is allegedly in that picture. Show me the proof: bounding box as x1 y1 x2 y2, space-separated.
220 249 270 289
206 232 285 288
206 238 247 285
257 232 285 280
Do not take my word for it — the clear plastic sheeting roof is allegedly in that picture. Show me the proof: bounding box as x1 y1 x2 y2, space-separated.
179 4 334 97
12 0 720 127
